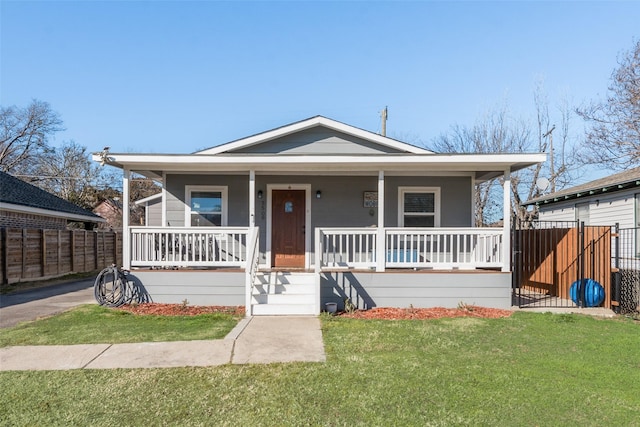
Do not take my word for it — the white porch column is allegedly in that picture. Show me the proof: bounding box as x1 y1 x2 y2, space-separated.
122 168 131 269
502 168 511 272
249 170 256 227
376 170 386 272
161 171 167 227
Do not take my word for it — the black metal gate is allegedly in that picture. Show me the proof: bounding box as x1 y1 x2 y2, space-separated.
512 220 613 309
612 226 640 315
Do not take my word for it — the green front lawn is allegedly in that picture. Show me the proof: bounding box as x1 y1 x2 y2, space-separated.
0 305 242 346
1 312 638 426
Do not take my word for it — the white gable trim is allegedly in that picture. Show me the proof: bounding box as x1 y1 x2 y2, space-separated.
195 116 433 155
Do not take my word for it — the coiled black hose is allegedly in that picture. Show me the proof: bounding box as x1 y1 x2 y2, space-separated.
94 265 148 307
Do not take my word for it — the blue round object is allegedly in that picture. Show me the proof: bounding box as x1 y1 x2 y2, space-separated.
570 279 605 307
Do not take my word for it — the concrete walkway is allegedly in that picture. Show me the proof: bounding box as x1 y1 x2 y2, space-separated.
0 316 326 371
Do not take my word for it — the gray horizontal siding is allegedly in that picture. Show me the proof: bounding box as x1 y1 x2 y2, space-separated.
232 127 403 154
130 270 245 306
321 271 511 310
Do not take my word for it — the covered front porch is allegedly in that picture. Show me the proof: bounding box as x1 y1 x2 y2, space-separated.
125 224 511 314
94 116 545 314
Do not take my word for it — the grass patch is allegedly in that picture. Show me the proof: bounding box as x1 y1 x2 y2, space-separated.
0 304 242 346
1 312 639 426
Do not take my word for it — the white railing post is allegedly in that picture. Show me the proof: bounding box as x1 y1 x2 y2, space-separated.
376 171 386 272
502 169 511 272
122 168 131 269
245 226 259 317
315 227 322 314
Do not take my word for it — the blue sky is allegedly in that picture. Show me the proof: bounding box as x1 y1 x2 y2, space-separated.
1 1 638 179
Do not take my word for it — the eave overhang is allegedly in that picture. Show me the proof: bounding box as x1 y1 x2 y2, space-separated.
93 152 546 182
0 202 106 223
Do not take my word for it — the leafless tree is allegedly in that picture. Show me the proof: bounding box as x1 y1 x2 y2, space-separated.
577 40 640 170
432 85 578 225
30 141 117 210
0 100 63 174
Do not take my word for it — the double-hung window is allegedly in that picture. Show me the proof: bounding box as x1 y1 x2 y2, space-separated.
398 187 440 227
185 186 227 227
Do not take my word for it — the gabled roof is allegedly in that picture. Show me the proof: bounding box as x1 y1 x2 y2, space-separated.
194 116 434 155
524 167 640 206
0 171 104 223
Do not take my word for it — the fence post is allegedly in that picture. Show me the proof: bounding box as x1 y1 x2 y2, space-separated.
22 229 27 279
1 228 7 285
578 221 586 307
94 231 99 271
70 230 75 273
41 229 46 277
57 230 62 276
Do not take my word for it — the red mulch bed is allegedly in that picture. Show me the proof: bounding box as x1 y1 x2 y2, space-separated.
338 306 513 320
116 303 511 319
117 304 245 316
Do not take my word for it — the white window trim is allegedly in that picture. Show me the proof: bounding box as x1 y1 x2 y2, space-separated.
398 186 441 227
185 185 228 226
575 201 590 226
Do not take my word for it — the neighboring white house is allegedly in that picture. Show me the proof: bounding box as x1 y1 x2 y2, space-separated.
523 167 640 228
134 193 162 226
94 116 545 314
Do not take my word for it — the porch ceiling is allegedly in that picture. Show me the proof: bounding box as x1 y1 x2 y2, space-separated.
93 153 546 182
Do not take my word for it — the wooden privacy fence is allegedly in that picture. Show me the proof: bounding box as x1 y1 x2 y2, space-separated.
514 225 612 308
0 228 123 284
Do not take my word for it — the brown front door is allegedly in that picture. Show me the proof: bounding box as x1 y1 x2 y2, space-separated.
272 189 305 268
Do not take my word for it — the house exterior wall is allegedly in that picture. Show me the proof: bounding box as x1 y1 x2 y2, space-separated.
146 198 162 226
165 174 249 227
537 189 637 228
163 173 474 265
129 270 245 306
0 210 68 230
125 270 511 309
323 271 512 309
231 127 403 155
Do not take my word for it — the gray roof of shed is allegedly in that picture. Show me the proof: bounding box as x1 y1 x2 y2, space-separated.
524 167 640 206
0 171 103 221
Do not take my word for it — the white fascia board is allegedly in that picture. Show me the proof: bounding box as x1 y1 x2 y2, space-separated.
194 116 433 155
0 202 106 223
101 152 546 173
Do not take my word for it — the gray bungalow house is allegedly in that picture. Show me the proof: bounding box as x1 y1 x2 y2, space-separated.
95 116 545 314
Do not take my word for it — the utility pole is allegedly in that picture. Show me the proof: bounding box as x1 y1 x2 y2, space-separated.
543 124 556 192
380 106 388 136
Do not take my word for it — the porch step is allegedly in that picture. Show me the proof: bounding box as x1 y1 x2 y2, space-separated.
251 272 317 316
254 271 316 286
251 303 317 316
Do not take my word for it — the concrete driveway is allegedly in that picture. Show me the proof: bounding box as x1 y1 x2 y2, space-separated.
0 279 96 328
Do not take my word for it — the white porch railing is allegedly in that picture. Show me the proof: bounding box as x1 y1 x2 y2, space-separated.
316 228 378 268
245 227 260 316
316 227 504 270
130 227 250 268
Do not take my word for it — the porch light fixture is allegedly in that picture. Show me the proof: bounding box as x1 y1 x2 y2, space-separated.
316 190 322 199
257 190 263 199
